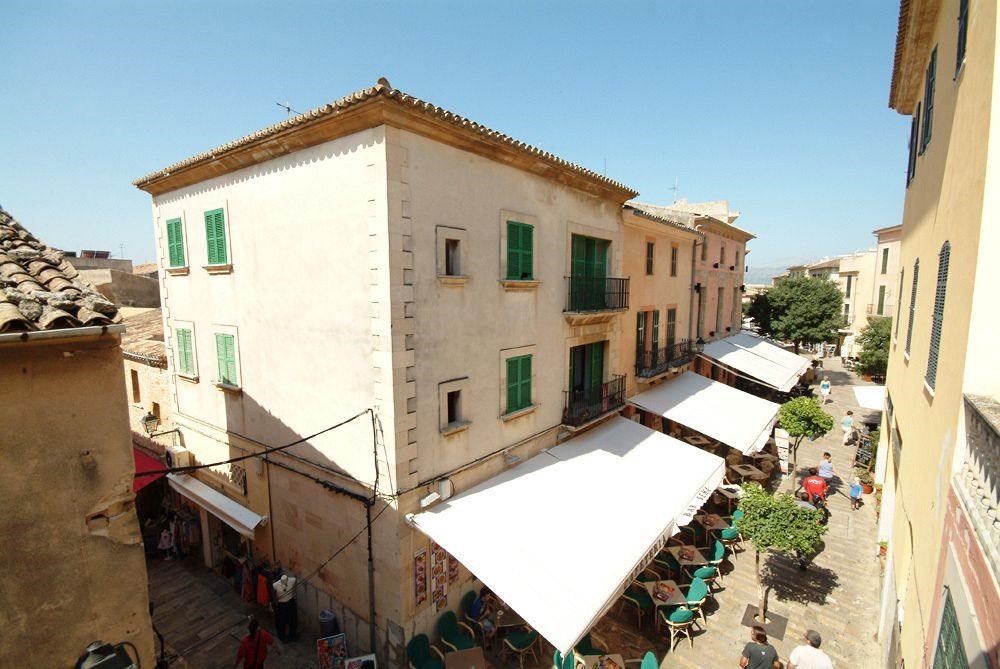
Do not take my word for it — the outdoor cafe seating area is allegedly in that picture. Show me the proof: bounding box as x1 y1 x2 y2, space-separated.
408 422 783 669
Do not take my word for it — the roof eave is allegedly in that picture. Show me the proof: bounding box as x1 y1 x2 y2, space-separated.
888 0 942 113
134 86 638 203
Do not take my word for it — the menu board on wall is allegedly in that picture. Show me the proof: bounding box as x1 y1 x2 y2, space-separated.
431 541 448 611
448 552 461 585
413 547 428 607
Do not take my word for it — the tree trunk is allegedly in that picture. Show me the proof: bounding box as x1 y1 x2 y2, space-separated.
755 548 768 623
790 435 803 477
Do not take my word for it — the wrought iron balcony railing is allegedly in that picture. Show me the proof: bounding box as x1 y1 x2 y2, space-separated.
636 341 693 378
563 374 626 427
565 276 629 312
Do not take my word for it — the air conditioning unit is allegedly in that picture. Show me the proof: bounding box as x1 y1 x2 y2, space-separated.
165 445 192 469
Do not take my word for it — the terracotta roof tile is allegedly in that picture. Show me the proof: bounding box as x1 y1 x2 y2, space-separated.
133 78 636 198
121 307 166 366
0 207 121 333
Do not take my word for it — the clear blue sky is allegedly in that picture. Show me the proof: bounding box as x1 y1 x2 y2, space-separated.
1 1 907 268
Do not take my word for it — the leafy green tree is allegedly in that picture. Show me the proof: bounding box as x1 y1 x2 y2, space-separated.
767 276 844 352
778 396 834 474
855 316 891 378
736 483 827 622
746 291 774 336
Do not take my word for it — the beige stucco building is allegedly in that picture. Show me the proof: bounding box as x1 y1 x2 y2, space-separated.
628 199 752 344
618 205 701 398
134 79 654 665
0 209 155 667
876 1 1000 667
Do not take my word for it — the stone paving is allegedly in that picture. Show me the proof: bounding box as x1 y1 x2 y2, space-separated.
147 358 882 669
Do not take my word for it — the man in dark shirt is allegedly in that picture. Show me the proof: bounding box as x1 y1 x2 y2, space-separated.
740 625 779 669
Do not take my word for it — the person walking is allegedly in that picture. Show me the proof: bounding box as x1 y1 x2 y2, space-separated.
233 617 278 669
841 411 855 445
819 376 832 404
788 629 834 669
849 476 863 511
739 625 779 669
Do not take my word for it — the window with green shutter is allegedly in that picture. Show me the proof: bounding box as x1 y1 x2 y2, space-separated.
506 221 534 280
877 285 887 315
670 246 678 277
921 47 937 153
926 242 950 389
215 333 238 386
956 0 969 75
505 355 532 413
651 310 660 349
932 588 969 669
645 242 654 275
895 268 905 337
906 259 919 354
175 328 196 376
907 103 921 186
166 218 185 267
205 208 228 265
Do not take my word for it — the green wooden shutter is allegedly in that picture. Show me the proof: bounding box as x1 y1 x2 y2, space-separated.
645 242 654 275
921 47 937 152
926 242 950 389
932 589 969 669
166 218 185 267
205 209 227 265
588 342 604 391
666 308 677 349
593 239 608 279
877 285 887 315
506 222 533 280
176 328 194 375
506 355 531 413
906 259 920 354
636 311 646 354
907 104 920 185
215 333 237 385
652 310 660 349
956 0 969 75
518 355 531 410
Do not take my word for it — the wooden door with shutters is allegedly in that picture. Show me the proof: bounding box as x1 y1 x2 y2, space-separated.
570 235 609 310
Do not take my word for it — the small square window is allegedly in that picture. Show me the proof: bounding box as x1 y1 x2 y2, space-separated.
445 239 461 276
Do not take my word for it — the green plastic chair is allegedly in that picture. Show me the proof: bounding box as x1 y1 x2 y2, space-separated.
406 634 445 669
656 606 695 650
685 577 709 626
436 611 476 652
638 651 659 669
574 633 607 657
721 511 745 557
687 565 719 594
620 582 654 627
460 591 484 643
553 649 574 669
502 629 539 669
652 551 680 578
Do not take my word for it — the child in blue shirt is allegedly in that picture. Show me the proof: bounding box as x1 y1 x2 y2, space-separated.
849 477 863 510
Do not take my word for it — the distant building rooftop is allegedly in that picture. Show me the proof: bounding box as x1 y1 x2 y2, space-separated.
121 307 165 367
0 207 121 333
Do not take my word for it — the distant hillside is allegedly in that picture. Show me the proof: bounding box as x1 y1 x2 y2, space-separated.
745 266 791 285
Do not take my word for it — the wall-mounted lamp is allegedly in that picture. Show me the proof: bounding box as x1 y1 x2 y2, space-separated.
693 283 702 293
141 411 180 439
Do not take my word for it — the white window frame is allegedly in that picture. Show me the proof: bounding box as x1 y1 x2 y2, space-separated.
436 225 469 285
499 344 537 419
438 377 471 435
211 323 242 390
203 201 234 273
163 212 191 275
172 319 199 381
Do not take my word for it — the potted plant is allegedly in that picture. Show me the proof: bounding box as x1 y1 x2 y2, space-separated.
857 468 874 494
878 541 888 557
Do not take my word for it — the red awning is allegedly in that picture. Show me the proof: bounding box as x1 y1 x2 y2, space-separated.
133 447 165 492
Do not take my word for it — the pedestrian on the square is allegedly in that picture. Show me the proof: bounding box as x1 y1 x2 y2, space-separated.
739 625 779 669
818 452 836 483
819 376 831 404
233 617 278 669
803 468 828 504
841 411 855 444
849 476 864 510
788 629 834 669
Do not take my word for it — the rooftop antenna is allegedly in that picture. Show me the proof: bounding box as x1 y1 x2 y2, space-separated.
119 242 125 259
667 177 679 203
276 101 301 118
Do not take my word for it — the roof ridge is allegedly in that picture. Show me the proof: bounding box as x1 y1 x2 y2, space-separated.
133 78 636 196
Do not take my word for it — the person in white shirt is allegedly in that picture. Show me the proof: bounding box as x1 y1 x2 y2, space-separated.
788 629 834 669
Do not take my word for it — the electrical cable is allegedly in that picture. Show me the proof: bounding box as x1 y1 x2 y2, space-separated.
134 408 371 478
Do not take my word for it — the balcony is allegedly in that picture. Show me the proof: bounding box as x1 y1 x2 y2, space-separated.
563 374 626 428
636 341 694 379
564 276 629 325
956 395 1000 582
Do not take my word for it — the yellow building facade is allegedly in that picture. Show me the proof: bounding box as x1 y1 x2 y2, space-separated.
878 1 1000 667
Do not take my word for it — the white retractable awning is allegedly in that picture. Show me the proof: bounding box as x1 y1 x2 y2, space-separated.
629 371 780 454
167 473 268 538
853 385 886 411
701 332 810 392
409 417 725 654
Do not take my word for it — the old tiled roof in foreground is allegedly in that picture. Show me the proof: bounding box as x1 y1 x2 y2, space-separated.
133 78 637 198
0 207 121 333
